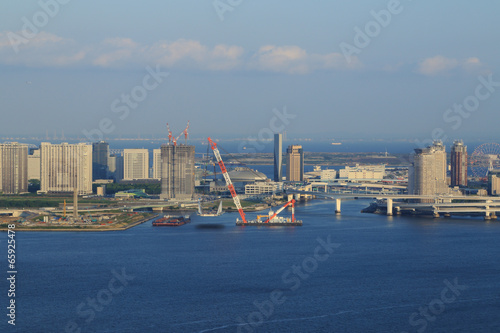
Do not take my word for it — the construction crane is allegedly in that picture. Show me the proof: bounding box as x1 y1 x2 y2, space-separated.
183 120 190 144
261 199 296 223
166 123 173 144
208 137 247 224
208 137 302 226
170 121 190 146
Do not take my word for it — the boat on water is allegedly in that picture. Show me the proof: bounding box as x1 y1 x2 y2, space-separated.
236 200 303 226
197 200 224 217
236 214 302 226
152 215 191 226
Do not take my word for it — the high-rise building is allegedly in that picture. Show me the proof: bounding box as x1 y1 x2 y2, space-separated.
40 142 92 195
408 141 449 197
286 145 304 182
450 140 467 187
92 141 109 180
0 142 28 194
274 133 282 182
123 149 149 180
488 170 500 196
108 154 124 181
153 149 162 180
28 148 41 180
160 145 195 200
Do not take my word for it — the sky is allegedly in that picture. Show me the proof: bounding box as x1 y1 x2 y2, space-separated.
1 0 500 144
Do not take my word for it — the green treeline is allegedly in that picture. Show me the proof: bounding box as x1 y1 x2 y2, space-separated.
0 199 58 208
93 183 161 195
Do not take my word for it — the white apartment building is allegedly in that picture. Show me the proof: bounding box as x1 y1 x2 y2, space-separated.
123 149 149 180
40 142 92 195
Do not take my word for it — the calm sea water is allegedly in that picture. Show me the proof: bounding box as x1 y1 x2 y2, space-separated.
3 199 500 333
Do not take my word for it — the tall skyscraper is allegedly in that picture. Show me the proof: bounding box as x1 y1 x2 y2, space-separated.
123 149 149 180
92 141 109 180
160 145 195 200
408 141 449 197
274 133 283 182
286 145 304 182
40 142 92 195
153 149 162 180
0 142 28 194
450 140 468 187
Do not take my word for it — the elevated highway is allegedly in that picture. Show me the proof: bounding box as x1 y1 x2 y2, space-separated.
286 189 500 219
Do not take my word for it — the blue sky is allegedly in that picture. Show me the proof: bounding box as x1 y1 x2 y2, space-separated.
1 0 499 143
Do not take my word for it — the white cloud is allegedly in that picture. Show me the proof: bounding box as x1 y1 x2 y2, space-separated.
145 39 244 70
102 37 138 49
207 44 244 70
0 31 361 73
92 38 139 67
251 45 360 74
0 31 85 67
462 57 486 74
417 56 486 76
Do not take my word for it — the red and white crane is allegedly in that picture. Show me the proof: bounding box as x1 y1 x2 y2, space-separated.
168 121 190 146
263 199 296 223
182 120 190 144
208 137 247 224
166 123 173 144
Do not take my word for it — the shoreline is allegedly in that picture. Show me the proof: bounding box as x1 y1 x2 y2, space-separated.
0 214 159 232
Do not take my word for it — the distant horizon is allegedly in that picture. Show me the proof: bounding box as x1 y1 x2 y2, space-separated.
2 133 499 143
2 135 497 156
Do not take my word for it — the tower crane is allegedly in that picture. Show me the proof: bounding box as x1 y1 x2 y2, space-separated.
170 121 191 146
166 123 173 144
183 120 190 144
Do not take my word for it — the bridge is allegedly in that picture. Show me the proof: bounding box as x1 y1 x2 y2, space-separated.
286 189 500 220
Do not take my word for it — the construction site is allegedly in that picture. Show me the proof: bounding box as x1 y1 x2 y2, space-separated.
208 137 302 226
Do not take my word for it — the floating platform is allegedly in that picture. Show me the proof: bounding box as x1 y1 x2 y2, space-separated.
236 220 302 226
153 215 190 227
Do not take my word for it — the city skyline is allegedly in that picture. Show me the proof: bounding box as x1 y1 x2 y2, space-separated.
4 3 500 333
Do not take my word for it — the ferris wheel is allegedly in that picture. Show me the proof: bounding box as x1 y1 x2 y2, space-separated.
469 143 500 178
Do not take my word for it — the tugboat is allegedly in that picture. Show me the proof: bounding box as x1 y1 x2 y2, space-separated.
152 215 191 226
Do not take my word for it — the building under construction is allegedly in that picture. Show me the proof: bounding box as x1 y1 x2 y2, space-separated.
160 144 195 200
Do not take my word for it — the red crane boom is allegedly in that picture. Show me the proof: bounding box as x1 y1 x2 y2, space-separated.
208 137 247 223
265 199 296 223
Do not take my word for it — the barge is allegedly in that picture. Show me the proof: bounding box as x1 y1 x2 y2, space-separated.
152 215 191 227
